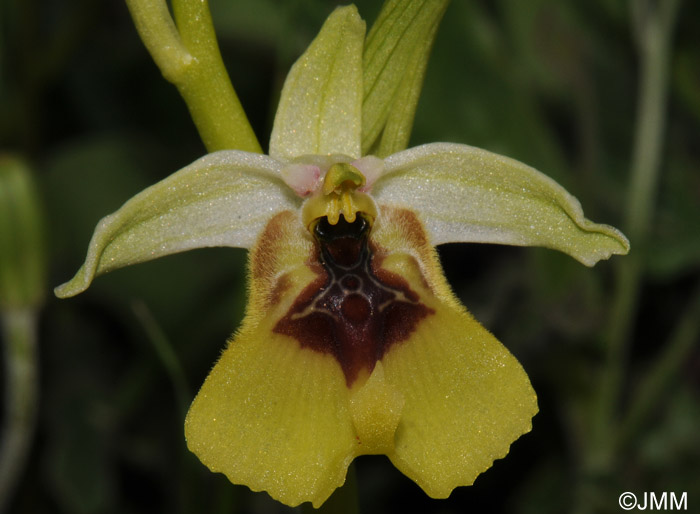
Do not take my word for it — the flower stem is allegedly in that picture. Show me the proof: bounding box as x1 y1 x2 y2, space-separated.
125 0 262 153
617 282 700 448
0 309 39 514
131 300 190 420
591 0 680 473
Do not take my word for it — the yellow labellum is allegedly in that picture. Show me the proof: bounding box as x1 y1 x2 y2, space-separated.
185 207 537 507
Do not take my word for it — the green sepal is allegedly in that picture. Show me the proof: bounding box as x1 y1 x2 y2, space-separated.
55 151 296 298
269 6 365 161
362 0 449 157
376 143 630 266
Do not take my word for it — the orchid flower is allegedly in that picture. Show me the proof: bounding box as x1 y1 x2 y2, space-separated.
55 5 629 508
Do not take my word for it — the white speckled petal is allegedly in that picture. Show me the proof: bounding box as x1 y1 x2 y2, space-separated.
375 143 629 266
55 151 296 298
269 5 365 161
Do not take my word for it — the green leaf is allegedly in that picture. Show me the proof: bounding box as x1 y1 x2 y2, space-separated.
362 0 449 157
375 143 629 266
269 5 365 161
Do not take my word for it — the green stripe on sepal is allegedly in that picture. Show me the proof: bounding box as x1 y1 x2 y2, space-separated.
269 6 365 161
54 151 296 298
376 143 629 266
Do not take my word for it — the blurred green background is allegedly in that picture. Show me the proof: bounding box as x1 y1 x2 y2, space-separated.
1 0 699 513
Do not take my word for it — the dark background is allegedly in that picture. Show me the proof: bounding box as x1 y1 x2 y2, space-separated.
1 0 699 512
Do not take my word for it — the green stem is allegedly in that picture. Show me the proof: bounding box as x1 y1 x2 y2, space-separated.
591 0 680 470
125 0 262 153
625 0 680 240
617 282 700 447
132 300 190 420
0 308 39 514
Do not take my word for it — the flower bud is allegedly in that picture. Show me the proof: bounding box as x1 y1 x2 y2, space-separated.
0 155 46 309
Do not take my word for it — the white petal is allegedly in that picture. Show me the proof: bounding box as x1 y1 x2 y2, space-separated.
280 163 321 197
375 143 629 266
352 155 384 191
55 151 297 298
269 6 365 161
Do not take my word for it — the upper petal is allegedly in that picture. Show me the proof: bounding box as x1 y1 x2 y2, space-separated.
55 151 295 298
375 142 630 266
269 5 365 161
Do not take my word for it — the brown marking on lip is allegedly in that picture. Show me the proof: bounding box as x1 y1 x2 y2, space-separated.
273 215 434 386
391 208 430 248
373 207 445 295
251 212 290 281
268 273 291 309
249 210 317 312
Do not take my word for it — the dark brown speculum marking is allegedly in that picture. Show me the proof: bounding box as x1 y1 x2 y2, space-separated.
274 215 434 386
